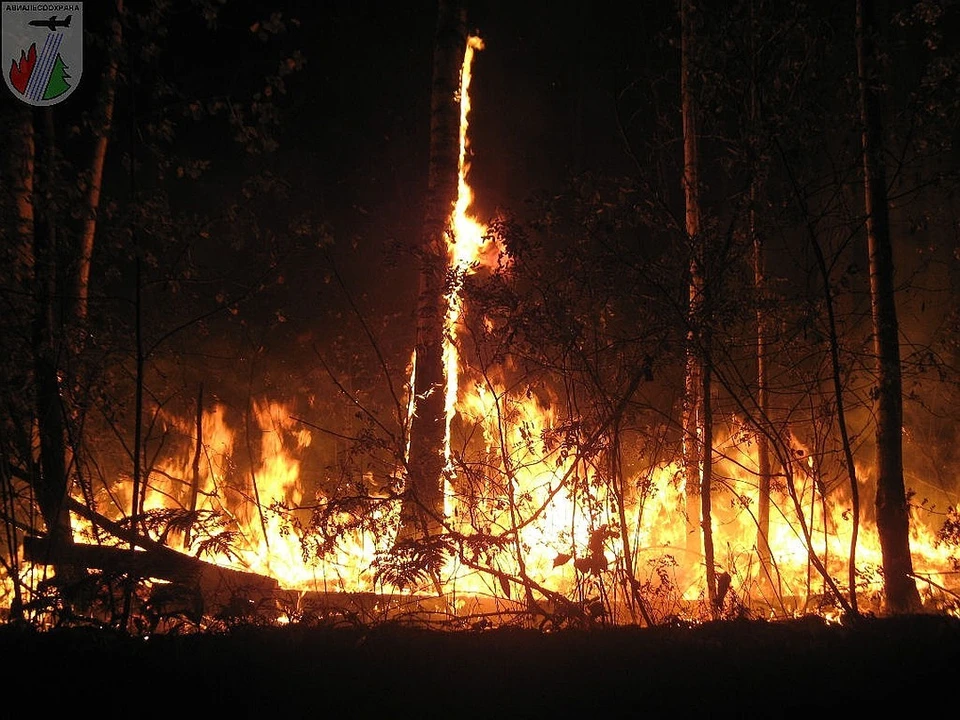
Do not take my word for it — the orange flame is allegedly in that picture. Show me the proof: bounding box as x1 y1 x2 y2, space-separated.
445 34 494 468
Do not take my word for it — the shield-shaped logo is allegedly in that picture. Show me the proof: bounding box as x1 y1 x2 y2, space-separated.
2 3 83 106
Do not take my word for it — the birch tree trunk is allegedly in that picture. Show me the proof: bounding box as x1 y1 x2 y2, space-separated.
855 0 921 614
680 0 716 611
11 109 35 277
400 0 467 539
75 0 123 324
753 189 772 567
748 8 772 580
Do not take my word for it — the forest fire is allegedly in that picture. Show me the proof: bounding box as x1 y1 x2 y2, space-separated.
25 391 957 626
2 4 959 636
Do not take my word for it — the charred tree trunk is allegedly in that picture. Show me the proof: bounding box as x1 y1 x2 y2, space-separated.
400 0 467 539
680 0 716 610
4 108 37 620
32 110 75 565
855 0 921 614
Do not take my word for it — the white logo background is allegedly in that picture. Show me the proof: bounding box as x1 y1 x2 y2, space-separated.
2 3 83 106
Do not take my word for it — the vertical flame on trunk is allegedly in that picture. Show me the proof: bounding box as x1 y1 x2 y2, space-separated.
444 34 489 467
443 35 495 526
437 34 608 601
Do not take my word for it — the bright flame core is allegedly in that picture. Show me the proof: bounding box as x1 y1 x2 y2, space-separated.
445 35 491 468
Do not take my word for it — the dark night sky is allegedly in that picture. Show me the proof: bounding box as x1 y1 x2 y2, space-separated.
184 1 672 236
268 1 636 246
149 0 654 388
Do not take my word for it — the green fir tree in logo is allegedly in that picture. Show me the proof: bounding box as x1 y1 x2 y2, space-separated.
42 54 70 101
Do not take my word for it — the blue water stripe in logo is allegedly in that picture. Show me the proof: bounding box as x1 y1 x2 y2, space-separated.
22 33 53 99
35 33 64 100
25 32 63 101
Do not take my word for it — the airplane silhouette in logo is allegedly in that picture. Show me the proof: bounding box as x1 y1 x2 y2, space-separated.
28 15 72 32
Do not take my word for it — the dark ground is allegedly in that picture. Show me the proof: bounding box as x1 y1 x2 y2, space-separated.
2 615 959 717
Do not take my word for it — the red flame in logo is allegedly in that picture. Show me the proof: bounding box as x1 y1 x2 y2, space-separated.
9 44 37 95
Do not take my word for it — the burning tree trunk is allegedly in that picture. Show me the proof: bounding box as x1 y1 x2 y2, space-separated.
680 0 717 610
401 0 467 538
855 0 921 614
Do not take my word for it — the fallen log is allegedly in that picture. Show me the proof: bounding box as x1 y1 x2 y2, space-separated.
23 535 279 618
24 535 200 582
22 499 280 621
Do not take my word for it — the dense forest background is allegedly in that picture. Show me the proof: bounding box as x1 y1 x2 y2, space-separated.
1 0 958 629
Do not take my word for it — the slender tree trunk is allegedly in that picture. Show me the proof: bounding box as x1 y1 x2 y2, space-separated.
131 251 144 532
401 0 467 539
184 383 203 550
4 109 36 620
11 109 35 277
0 429 24 620
753 187 773 569
747 13 773 579
610 421 654 627
700 347 717 614
75 0 123 324
680 0 702 564
809 215 861 615
32 110 75 560
776 135 860 617
65 0 124 573
855 0 921 614
680 0 716 610
245 394 270 552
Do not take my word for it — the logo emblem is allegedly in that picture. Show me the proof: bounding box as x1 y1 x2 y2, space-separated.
2 3 83 106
